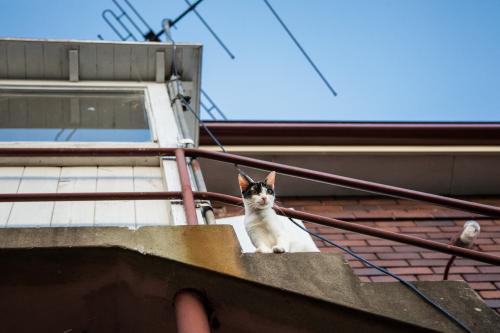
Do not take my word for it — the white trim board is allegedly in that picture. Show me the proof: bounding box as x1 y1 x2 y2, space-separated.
201 145 500 154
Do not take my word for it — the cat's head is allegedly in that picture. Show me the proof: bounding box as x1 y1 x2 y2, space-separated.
238 171 276 210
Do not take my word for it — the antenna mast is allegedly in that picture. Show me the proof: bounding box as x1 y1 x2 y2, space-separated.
100 0 232 120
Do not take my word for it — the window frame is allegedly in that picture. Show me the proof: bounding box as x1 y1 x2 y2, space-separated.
0 80 182 166
0 80 160 145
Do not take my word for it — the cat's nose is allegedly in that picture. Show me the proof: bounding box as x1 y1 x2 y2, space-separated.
260 197 267 204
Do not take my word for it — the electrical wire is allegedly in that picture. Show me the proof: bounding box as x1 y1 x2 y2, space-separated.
262 0 338 97
178 91 474 332
164 16 252 180
163 20 228 120
283 214 474 333
183 0 236 59
165 16 472 333
177 94 254 181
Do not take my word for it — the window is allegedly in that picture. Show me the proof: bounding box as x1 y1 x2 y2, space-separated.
0 90 151 142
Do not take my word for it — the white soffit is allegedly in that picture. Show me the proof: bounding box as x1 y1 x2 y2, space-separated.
0 38 202 121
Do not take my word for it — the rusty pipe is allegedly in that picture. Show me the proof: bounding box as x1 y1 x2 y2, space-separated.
0 191 185 202
191 158 216 225
0 190 499 265
175 148 198 225
197 192 500 265
174 290 211 333
1 147 500 217
443 256 457 280
184 148 500 218
0 147 177 157
273 205 500 266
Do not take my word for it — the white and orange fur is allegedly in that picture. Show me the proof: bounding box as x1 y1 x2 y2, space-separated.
238 171 319 253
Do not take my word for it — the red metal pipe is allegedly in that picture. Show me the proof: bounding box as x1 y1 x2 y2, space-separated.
175 148 198 225
196 192 500 265
0 190 498 265
0 147 177 157
1 147 500 217
273 205 500 266
185 148 500 218
0 191 185 202
174 290 211 333
312 215 490 222
443 256 456 280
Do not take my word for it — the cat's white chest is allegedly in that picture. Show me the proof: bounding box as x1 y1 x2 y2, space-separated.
243 208 320 253
244 209 287 253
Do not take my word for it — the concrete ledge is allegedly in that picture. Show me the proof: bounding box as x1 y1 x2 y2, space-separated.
0 225 498 332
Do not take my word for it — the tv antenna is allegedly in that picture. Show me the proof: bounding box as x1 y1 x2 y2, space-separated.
100 0 230 120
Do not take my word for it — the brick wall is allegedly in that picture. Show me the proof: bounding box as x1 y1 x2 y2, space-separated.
212 196 500 313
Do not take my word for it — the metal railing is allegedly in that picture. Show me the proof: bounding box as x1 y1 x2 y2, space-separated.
1 147 499 265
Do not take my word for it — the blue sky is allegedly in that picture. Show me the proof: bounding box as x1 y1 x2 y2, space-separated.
1 0 499 121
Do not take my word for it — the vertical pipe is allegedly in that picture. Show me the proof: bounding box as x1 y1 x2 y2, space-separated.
167 77 194 142
175 148 198 225
191 158 217 225
174 290 211 333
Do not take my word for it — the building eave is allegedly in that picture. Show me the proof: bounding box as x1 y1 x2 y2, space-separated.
198 122 500 197
199 121 500 146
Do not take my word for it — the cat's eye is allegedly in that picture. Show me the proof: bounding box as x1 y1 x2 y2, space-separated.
267 188 274 195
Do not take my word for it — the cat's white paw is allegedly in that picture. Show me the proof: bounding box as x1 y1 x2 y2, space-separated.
255 247 272 253
272 245 286 253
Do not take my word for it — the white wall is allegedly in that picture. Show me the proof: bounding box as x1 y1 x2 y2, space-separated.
0 166 171 228
216 214 318 253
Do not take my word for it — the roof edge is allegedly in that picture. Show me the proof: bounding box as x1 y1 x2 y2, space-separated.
0 37 203 47
199 121 500 146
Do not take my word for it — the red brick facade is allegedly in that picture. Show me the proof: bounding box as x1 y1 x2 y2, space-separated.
213 196 500 313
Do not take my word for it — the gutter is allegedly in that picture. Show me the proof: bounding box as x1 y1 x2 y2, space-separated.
199 121 500 146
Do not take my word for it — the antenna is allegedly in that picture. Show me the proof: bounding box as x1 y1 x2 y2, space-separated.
182 0 235 59
102 0 160 41
200 89 227 120
100 0 230 120
155 0 205 39
262 0 338 97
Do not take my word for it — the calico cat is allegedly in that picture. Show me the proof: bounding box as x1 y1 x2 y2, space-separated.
238 171 319 253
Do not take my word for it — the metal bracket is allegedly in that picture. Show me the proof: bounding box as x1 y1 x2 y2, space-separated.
178 138 194 148
169 200 184 205
68 50 79 82
156 51 165 83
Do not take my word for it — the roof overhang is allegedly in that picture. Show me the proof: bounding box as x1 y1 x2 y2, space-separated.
199 121 500 197
0 38 203 137
200 121 500 146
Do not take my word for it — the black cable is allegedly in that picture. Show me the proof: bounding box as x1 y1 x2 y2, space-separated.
284 215 474 333
178 83 473 333
162 19 179 77
183 0 236 60
166 24 472 333
178 94 254 180
262 0 338 97
201 89 228 120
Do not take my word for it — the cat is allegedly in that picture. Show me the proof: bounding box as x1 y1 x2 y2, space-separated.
238 171 320 253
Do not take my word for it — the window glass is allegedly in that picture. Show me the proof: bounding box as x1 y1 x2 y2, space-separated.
0 90 151 142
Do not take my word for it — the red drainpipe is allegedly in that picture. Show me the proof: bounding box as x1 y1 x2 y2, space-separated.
175 148 198 225
174 290 211 333
0 190 499 265
1 147 500 217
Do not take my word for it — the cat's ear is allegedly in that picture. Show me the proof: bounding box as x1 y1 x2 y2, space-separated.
265 171 276 188
238 174 251 191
